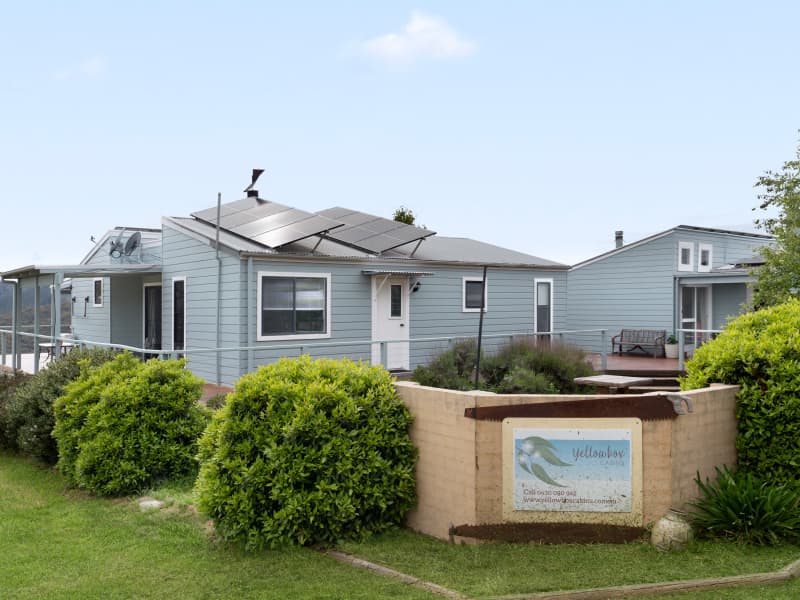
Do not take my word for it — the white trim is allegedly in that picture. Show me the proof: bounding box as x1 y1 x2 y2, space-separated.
678 241 694 272
142 282 162 350
171 276 186 351
92 278 103 307
256 271 332 341
462 276 488 312
534 278 554 333
698 243 713 272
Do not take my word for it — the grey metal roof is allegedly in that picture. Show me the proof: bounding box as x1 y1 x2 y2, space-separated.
317 207 435 253
192 197 343 248
396 235 567 268
2 264 161 280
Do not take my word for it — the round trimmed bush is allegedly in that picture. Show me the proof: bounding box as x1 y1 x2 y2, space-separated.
681 300 800 488
1 347 116 463
53 353 209 495
194 355 417 548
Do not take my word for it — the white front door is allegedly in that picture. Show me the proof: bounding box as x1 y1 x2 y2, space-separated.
371 276 410 370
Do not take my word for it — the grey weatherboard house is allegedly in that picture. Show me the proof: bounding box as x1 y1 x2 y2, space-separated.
2 173 568 386
565 226 773 354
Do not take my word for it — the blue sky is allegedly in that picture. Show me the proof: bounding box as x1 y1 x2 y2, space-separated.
2 1 799 271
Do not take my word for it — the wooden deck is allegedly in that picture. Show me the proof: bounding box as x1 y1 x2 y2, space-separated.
587 353 683 375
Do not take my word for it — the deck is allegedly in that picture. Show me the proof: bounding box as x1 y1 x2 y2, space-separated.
587 353 683 376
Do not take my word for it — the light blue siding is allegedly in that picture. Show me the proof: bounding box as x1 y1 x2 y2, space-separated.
161 224 242 385
408 267 568 367
70 277 110 343
567 229 771 352
712 283 747 330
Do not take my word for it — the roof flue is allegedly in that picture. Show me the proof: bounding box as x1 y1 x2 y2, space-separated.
615 230 624 249
244 168 265 199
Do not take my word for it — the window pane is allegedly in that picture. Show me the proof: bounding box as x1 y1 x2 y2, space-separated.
262 277 294 309
465 280 484 309
700 250 710 266
94 280 102 304
295 278 325 310
262 310 294 335
296 310 325 332
537 282 551 306
390 284 402 317
680 248 691 265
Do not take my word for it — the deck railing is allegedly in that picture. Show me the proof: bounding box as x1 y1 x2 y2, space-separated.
675 328 723 370
1 327 610 378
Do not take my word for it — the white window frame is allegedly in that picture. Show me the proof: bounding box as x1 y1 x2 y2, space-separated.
92 278 103 307
257 271 332 341
171 277 186 351
462 276 488 312
534 277 554 333
698 243 713 273
678 241 694 272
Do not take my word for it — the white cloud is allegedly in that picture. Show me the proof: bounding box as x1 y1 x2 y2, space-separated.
360 11 475 66
55 56 107 81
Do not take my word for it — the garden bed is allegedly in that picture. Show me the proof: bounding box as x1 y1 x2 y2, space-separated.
451 522 647 544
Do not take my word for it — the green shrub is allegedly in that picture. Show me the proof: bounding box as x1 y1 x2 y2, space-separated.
689 466 800 545
413 339 477 390
0 372 30 450
413 337 593 394
680 300 800 487
1 347 116 463
195 355 417 549
53 353 209 495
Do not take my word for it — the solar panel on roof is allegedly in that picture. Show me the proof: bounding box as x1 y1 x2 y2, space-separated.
192 198 343 248
317 207 435 253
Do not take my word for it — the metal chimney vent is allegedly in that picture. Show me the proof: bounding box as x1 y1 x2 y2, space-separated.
244 168 265 199
615 230 624 249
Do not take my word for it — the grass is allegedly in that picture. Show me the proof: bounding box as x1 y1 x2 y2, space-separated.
339 529 800 598
2 451 799 599
0 453 430 600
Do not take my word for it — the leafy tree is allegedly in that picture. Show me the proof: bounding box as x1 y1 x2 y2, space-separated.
392 206 416 225
752 138 800 307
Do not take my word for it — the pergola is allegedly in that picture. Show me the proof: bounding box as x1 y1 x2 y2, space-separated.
1 263 160 373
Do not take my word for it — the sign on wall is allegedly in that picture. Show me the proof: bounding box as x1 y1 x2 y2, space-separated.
502 418 643 525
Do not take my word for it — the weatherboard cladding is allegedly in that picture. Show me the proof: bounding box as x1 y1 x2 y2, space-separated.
565 228 772 353
161 225 243 384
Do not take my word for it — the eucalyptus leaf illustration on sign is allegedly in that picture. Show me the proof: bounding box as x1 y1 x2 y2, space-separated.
516 436 571 487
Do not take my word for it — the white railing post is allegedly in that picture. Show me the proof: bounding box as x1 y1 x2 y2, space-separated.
678 330 685 371
380 341 388 367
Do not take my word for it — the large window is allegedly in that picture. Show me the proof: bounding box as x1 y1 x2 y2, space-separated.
258 272 331 340
462 277 488 312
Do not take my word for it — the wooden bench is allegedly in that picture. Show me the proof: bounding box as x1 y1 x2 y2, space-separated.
611 329 666 357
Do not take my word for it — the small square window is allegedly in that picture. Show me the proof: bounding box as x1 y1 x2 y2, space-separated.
698 243 712 272
463 278 487 312
678 242 694 272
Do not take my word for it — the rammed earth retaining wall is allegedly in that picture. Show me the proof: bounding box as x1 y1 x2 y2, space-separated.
395 382 738 541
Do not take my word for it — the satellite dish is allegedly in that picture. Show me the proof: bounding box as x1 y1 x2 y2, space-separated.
109 229 125 258
124 231 142 257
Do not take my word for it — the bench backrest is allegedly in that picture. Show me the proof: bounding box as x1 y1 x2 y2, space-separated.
621 329 666 344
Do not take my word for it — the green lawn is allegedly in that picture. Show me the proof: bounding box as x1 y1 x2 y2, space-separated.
2 452 799 599
0 453 430 600
340 529 800 598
